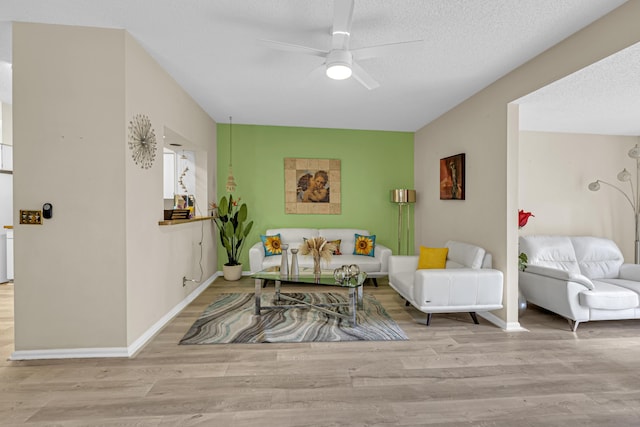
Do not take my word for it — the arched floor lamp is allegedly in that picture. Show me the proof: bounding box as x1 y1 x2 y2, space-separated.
589 144 640 263
391 189 416 255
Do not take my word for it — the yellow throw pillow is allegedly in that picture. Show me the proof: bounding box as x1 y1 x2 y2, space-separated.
418 246 449 269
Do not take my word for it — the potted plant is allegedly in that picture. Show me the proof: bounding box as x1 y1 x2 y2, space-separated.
210 195 254 281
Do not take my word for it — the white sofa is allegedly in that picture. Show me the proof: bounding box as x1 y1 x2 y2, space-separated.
388 241 504 325
519 235 640 331
249 228 392 285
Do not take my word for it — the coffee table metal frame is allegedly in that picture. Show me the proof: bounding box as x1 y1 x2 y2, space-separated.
252 267 366 326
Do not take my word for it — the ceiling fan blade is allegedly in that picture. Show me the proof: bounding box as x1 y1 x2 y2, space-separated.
296 62 328 88
258 39 327 58
352 39 424 60
351 61 379 90
331 0 354 50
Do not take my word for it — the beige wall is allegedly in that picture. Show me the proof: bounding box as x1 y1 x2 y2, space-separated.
519 131 640 262
123 32 217 345
12 23 217 353
414 1 640 328
13 23 128 349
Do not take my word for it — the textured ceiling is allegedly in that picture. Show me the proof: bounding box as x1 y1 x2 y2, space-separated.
0 0 632 132
518 41 640 136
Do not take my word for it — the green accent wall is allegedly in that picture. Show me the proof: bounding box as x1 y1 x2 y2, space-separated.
216 124 414 269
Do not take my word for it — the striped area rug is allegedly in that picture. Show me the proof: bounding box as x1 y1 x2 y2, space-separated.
180 292 408 344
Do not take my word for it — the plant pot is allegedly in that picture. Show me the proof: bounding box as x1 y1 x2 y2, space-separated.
223 264 243 281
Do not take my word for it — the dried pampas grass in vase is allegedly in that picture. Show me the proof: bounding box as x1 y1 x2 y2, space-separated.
300 237 336 275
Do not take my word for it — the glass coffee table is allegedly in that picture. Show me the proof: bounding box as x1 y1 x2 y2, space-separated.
251 267 366 326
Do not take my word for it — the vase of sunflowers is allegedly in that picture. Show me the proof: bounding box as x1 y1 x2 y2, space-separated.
300 237 336 278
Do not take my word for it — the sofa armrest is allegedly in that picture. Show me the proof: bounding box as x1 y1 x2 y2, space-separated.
519 269 591 322
413 268 503 309
374 244 392 273
524 264 595 290
619 263 640 281
389 255 419 275
248 242 265 273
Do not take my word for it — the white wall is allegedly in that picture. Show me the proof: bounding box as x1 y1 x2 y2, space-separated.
2 102 12 147
12 23 217 353
1 103 12 228
414 1 640 327
519 131 640 262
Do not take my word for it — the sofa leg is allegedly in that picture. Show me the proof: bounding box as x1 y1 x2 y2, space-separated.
469 312 479 324
568 319 580 332
426 313 432 326
405 300 410 307
372 278 378 287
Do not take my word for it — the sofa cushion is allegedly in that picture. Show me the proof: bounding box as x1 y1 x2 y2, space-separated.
598 277 640 296
579 281 639 310
260 234 282 256
293 253 381 273
519 235 581 274
418 246 448 269
570 236 624 279
319 229 369 255
329 239 342 255
302 237 342 255
354 234 376 257
445 241 485 269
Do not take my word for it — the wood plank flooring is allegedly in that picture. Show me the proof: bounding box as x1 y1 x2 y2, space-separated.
2 278 640 426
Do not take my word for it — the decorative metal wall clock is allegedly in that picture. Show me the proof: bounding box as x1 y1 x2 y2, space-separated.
128 114 157 169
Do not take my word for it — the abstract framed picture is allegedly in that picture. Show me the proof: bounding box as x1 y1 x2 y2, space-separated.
284 158 341 214
439 153 465 200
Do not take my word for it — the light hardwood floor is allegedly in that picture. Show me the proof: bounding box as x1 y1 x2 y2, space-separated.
2 278 640 426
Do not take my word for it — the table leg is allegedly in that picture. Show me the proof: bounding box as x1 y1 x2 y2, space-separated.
349 287 357 326
357 285 363 310
254 278 262 315
275 280 281 301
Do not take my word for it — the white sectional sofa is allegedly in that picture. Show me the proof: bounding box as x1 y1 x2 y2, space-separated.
388 241 504 325
519 235 640 331
248 228 392 285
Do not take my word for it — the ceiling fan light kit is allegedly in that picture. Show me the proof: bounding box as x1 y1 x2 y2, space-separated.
326 50 353 80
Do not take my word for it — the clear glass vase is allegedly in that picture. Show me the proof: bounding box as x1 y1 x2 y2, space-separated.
313 254 321 276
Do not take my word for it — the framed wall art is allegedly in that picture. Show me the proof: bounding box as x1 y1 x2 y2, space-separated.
284 158 341 214
439 153 465 200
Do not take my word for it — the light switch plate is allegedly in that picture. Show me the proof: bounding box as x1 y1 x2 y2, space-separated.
20 210 43 225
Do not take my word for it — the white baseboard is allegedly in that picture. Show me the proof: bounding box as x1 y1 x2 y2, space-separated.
478 311 528 332
10 272 220 361
126 273 219 357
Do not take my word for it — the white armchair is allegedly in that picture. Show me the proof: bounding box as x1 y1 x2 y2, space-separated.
388 241 504 325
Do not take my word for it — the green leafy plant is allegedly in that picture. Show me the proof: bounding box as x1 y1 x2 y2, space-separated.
518 252 528 272
210 195 253 266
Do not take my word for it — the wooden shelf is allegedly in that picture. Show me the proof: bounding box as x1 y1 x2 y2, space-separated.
158 216 214 226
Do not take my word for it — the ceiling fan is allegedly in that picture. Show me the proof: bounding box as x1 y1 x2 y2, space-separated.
259 0 424 90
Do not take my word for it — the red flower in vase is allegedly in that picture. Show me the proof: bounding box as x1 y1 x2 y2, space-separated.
519 210 534 229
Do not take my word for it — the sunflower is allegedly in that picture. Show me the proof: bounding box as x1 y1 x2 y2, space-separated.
264 236 282 254
355 236 373 255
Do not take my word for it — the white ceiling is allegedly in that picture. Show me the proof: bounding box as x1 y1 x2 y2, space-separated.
0 0 634 133
518 41 640 136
